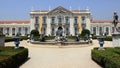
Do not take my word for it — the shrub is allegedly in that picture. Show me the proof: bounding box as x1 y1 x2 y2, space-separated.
45 36 55 40
0 46 28 68
66 36 76 39
92 35 99 39
5 37 14 42
91 47 120 68
105 36 112 41
81 29 90 37
21 36 28 40
30 29 39 36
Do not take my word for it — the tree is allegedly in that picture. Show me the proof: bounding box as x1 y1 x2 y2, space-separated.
30 29 39 36
81 29 90 37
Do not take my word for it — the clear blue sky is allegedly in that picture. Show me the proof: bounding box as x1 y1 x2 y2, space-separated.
0 0 120 20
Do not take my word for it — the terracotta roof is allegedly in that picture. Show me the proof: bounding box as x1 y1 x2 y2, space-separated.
0 20 30 24
91 20 120 23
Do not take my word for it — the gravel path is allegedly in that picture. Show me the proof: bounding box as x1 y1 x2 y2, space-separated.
5 40 112 68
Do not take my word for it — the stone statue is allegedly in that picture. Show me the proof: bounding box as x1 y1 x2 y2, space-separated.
113 12 119 28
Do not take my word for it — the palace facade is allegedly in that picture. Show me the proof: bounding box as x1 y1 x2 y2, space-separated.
0 6 119 36
30 6 91 36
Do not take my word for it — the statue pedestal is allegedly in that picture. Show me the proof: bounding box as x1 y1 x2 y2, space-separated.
112 32 120 47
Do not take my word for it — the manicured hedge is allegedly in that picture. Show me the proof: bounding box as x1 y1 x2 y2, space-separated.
5 37 14 42
105 36 112 41
5 36 28 42
92 35 112 41
0 46 28 68
91 47 120 68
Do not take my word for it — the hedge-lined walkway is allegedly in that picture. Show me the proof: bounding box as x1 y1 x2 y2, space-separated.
5 40 112 68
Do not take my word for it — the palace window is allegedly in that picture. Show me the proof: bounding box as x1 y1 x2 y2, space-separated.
42 16 46 24
106 27 109 35
58 17 62 23
65 16 69 23
66 27 69 35
35 17 39 24
6 28 9 35
82 16 86 24
18 27 21 35
12 28 15 35
25 27 28 35
93 27 96 35
75 27 78 35
42 28 46 35
51 17 55 23
99 27 103 35
74 17 78 24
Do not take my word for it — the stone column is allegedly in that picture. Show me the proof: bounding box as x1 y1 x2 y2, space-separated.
46 16 51 36
70 17 75 36
10 27 12 36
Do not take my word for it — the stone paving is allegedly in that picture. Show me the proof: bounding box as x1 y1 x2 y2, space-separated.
5 40 112 68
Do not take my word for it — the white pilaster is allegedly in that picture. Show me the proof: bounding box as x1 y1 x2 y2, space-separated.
46 17 51 36
30 16 35 31
70 17 75 36
10 27 12 36
86 17 91 30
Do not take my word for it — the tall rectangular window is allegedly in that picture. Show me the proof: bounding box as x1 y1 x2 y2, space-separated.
25 27 28 35
106 27 109 35
66 27 69 35
82 16 85 23
74 17 78 24
51 17 55 23
75 27 78 35
99 27 102 35
6 27 9 35
58 17 62 23
35 17 39 24
65 16 69 23
93 27 96 35
42 17 46 24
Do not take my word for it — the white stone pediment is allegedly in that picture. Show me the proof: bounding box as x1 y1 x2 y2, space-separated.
48 6 73 15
